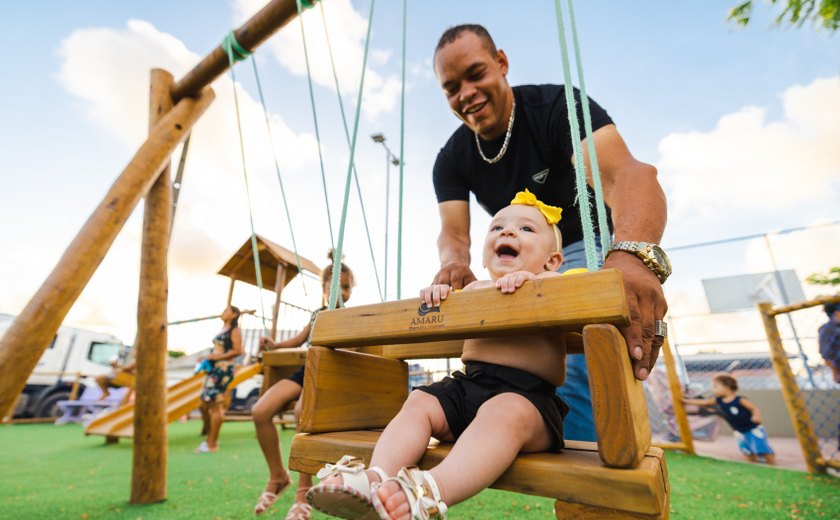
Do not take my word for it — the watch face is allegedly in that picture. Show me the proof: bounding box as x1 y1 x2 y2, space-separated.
650 245 672 275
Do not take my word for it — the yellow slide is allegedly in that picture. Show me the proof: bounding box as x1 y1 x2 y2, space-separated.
85 363 263 439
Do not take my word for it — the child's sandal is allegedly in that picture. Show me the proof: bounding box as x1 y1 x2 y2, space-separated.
371 466 448 520
284 502 313 520
306 455 388 520
254 475 292 515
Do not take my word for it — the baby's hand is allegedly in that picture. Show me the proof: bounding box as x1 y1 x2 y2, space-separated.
495 271 537 294
420 284 451 308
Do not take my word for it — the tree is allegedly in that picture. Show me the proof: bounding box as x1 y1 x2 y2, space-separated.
729 0 840 30
806 266 840 286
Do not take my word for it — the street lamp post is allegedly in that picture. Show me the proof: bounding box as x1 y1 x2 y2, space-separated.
371 133 401 300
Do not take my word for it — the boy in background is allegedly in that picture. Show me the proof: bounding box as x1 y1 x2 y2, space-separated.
684 374 776 464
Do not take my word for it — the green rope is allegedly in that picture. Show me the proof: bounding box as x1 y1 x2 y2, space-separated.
319 0 384 302
250 56 309 297
295 0 335 250
221 31 252 63
566 0 611 261
396 0 407 299
223 37 268 332
553 0 598 271
328 0 376 310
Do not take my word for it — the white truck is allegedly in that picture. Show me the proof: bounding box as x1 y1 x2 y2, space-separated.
0 313 128 418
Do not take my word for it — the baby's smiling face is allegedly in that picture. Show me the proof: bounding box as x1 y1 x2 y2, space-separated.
482 204 562 281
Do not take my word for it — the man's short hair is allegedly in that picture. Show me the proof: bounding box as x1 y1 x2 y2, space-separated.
824 301 840 317
435 24 497 57
713 374 738 392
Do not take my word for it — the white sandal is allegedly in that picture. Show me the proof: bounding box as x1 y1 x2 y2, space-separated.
371 466 447 520
306 455 388 520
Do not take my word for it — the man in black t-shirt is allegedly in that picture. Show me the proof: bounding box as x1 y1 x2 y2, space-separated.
431 25 669 441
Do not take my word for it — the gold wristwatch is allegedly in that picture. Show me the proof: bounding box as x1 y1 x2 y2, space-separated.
607 241 672 284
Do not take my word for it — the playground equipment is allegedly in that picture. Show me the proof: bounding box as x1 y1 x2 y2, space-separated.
85 363 263 439
0 0 674 510
647 338 696 454
758 294 840 474
287 271 669 518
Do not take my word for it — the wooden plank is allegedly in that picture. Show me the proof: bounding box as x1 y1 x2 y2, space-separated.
289 430 668 517
346 335 584 359
554 500 665 519
584 325 651 468
299 347 407 433
758 302 825 474
0 86 214 420
262 348 307 393
262 348 308 366
769 293 840 317
661 337 694 455
131 67 174 504
310 269 628 349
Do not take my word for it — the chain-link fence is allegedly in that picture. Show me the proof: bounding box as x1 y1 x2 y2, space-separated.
656 222 840 473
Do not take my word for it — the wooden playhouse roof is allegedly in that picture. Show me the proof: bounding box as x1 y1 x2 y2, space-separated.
217 235 320 291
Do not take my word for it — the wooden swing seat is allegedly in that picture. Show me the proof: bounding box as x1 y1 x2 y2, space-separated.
284 269 670 518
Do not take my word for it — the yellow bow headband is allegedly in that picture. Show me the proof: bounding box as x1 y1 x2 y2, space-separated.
510 189 562 251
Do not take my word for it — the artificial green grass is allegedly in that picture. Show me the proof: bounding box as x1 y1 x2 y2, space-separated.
1 421 837 519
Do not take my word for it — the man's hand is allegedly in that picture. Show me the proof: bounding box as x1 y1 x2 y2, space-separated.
603 251 668 381
433 262 477 290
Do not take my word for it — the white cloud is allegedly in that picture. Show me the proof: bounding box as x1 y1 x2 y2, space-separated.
51 18 350 346
658 76 840 217
234 0 402 120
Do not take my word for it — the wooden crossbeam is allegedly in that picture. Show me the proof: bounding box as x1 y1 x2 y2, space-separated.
310 270 629 349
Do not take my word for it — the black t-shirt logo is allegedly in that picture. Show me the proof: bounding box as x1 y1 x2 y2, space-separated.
532 168 549 184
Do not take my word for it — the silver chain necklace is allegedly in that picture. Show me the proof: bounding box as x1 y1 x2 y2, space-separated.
475 97 516 164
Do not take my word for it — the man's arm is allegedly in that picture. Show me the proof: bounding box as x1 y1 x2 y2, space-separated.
434 200 477 289
577 124 668 380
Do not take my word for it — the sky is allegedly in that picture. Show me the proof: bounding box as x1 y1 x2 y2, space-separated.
1 1 838 357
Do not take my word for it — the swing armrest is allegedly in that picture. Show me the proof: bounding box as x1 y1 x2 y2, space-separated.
299 347 408 433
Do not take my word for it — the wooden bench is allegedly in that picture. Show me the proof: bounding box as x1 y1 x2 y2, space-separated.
286 270 670 518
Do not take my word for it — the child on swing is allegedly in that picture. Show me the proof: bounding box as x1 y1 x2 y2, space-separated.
252 251 356 519
307 190 571 520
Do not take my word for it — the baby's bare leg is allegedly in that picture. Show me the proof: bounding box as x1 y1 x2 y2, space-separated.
376 393 552 518
370 390 454 474
318 391 450 489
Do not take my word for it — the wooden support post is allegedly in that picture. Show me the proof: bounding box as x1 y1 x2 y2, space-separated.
226 276 236 307
757 302 825 474
584 324 651 468
130 68 174 504
0 87 214 420
300 347 408 433
270 263 286 339
661 338 694 454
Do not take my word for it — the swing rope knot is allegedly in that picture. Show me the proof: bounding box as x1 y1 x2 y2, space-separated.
222 31 252 63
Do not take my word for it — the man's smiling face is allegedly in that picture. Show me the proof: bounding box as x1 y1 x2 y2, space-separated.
434 32 512 141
